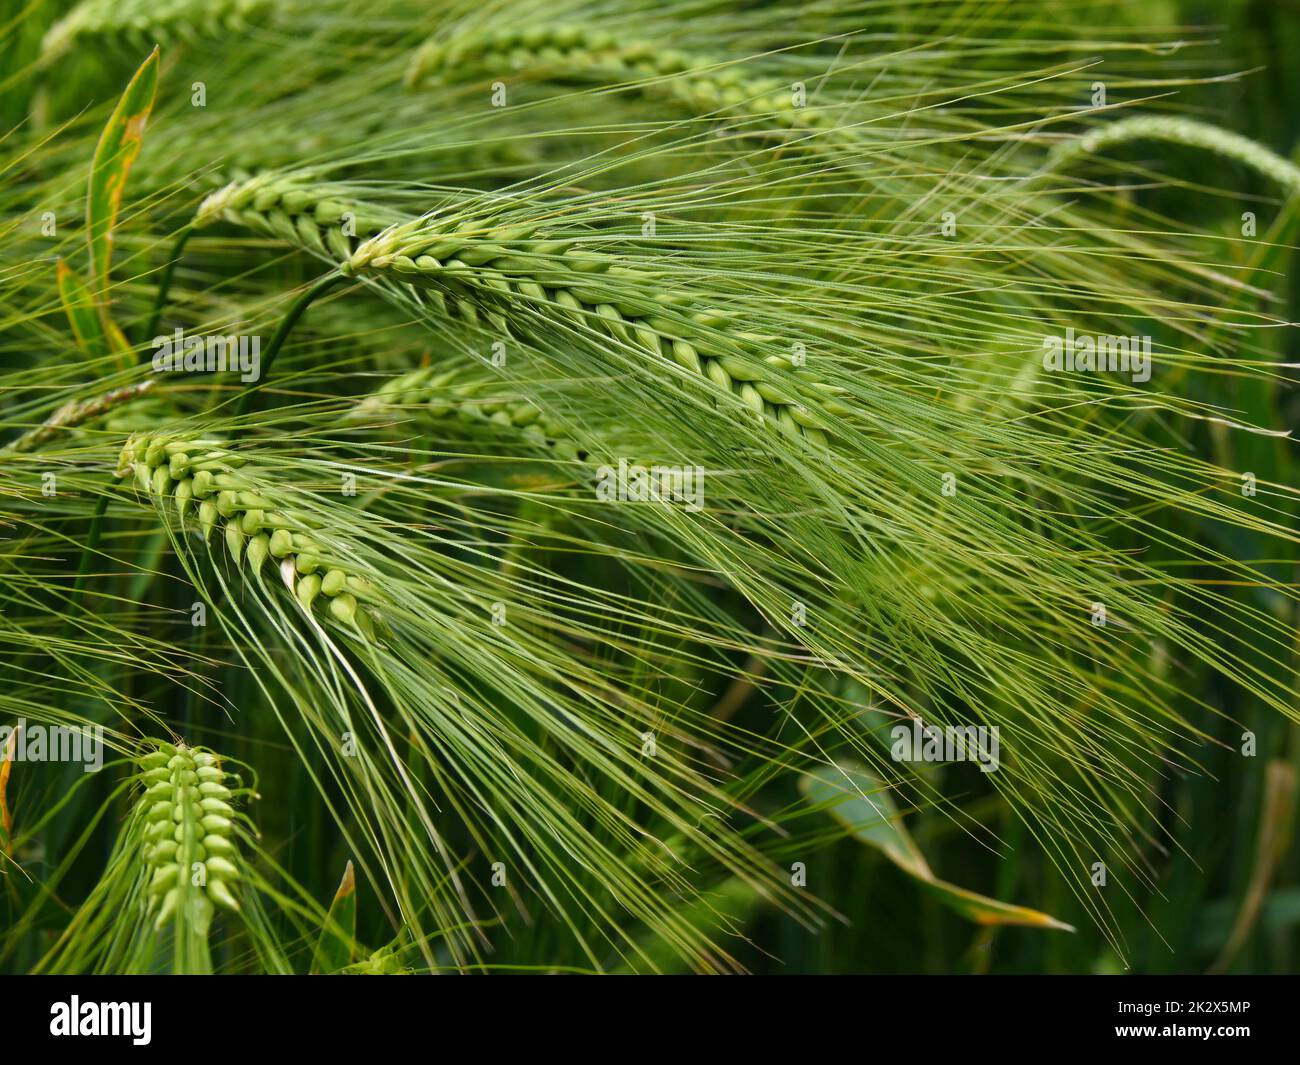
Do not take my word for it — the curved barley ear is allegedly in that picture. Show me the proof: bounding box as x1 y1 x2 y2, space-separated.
405 25 840 142
347 220 833 444
117 432 380 636
1042 116 1300 195
40 0 276 68
351 363 589 460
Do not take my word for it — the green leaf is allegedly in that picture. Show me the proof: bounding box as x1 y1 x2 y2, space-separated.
55 258 107 362
86 46 159 336
311 860 358 974
800 761 1074 931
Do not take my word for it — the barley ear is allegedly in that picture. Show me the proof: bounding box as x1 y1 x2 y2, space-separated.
1042 116 1300 195
119 432 382 639
133 741 249 972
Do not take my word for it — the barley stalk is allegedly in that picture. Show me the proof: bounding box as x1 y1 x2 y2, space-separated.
406 25 838 141
117 431 380 636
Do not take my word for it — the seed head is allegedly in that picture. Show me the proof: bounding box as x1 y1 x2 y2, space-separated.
136 742 243 932
119 432 380 638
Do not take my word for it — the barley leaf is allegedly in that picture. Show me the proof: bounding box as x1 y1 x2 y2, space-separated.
801 761 1073 931
86 45 159 335
312 860 358 975
800 762 931 878
55 259 107 363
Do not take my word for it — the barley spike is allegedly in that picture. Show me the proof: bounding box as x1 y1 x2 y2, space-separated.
4 380 156 453
41 0 275 68
117 431 379 637
348 218 830 444
1043 116 1300 195
194 171 402 258
352 363 588 460
406 25 839 141
136 742 243 934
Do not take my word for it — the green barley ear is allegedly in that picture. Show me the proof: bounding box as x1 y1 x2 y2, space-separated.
345 211 832 444
406 25 840 142
29 739 326 974
137 742 244 940
2 380 156 454
40 0 276 69
350 362 588 461
194 171 402 259
1043 116 1300 195
117 431 381 637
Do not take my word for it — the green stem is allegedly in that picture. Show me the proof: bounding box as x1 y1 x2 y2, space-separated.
235 272 346 418
141 226 193 350
66 493 109 636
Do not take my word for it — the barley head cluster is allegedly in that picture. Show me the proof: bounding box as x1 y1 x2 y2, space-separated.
118 432 379 635
136 743 242 931
10 0 1300 980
